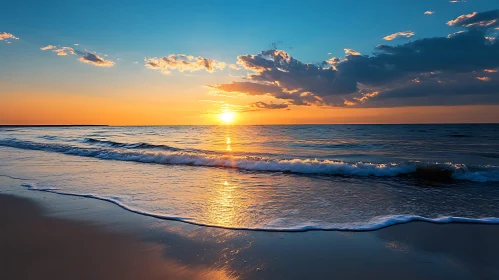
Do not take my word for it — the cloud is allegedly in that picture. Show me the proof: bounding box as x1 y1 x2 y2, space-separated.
229 64 241 70
144 54 226 75
476 76 491 81
344 48 361 56
339 29 499 106
357 72 499 107
251 101 289 109
0 32 19 42
40 45 56 51
41 45 115 67
77 52 115 67
353 91 380 103
424 11 434 15
383 31 415 41
447 30 466 38
447 10 499 28
43 46 76 56
209 49 355 107
326 57 341 65
210 19 499 109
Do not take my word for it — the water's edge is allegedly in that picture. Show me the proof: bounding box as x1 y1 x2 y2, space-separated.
21 183 499 232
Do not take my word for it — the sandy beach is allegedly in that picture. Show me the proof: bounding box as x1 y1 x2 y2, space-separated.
1 176 498 280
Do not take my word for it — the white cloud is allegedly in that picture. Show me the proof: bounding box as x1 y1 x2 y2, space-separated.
0 32 19 42
383 31 415 41
145 54 226 75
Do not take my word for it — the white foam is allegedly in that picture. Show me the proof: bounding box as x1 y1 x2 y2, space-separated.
2 139 498 182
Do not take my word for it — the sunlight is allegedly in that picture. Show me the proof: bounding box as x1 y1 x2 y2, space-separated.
220 111 235 124
226 137 232 151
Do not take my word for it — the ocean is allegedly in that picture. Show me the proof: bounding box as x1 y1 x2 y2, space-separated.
1 124 499 231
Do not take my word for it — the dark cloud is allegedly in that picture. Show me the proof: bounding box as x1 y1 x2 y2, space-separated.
41 45 115 67
208 81 316 106
341 29 499 81
447 9 499 28
355 71 499 107
338 29 499 106
209 49 352 106
210 13 499 109
251 101 289 109
76 52 115 67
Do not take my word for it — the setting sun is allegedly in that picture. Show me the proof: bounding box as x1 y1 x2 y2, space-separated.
220 111 235 124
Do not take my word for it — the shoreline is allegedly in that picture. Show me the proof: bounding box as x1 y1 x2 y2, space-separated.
20 181 499 232
1 176 498 279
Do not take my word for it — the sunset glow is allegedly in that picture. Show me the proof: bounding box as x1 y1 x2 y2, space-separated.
220 111 235 124
1 1 499 125
1 2 499 278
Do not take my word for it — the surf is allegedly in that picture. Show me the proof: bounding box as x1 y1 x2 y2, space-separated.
1 138 498 182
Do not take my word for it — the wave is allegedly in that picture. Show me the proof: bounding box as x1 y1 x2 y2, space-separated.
39 135 59 140
1 138 498 182
0 174 34 181
20 183 499 231
83 138 180 151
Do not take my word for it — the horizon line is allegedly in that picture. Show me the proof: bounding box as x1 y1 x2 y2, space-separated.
1 122 499 127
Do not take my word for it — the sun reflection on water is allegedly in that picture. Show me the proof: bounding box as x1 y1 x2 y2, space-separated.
226 137 232 151
207 180 238 228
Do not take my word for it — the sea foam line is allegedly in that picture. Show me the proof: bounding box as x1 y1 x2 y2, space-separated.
21 183 499 232
1 139 498 182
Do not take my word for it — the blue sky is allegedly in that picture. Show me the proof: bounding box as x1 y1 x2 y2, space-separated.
1 0 499 124
3 1 497 61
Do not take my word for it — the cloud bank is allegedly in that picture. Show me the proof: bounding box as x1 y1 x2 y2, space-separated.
209 10 499 109
145 54 226 75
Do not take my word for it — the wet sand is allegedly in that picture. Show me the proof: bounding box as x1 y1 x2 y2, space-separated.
1 176 498 280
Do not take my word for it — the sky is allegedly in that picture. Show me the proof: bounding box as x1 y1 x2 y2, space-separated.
1 0 499 125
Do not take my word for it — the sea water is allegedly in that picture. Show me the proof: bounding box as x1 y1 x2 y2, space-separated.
1 124 498 231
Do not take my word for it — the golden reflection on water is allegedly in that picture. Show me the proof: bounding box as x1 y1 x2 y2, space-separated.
223 126 233 152
207 180 238 227
226 137 232 151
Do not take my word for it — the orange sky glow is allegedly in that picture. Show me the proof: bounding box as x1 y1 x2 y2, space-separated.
2 91 498 125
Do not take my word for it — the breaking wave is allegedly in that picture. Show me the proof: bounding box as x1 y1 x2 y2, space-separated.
1 138 498 182
83 138 181 151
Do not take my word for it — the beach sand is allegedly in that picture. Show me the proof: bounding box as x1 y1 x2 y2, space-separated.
1 176 498 280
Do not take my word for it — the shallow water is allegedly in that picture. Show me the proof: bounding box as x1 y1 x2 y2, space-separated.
1 125 499 230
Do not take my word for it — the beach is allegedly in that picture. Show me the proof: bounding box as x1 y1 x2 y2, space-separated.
3 0 499 277
1 176 498 280
3 0 499 278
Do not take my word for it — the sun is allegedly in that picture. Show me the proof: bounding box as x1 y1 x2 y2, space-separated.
220 111 235 124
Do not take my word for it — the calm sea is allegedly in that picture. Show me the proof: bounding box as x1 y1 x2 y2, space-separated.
1 124 499 230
